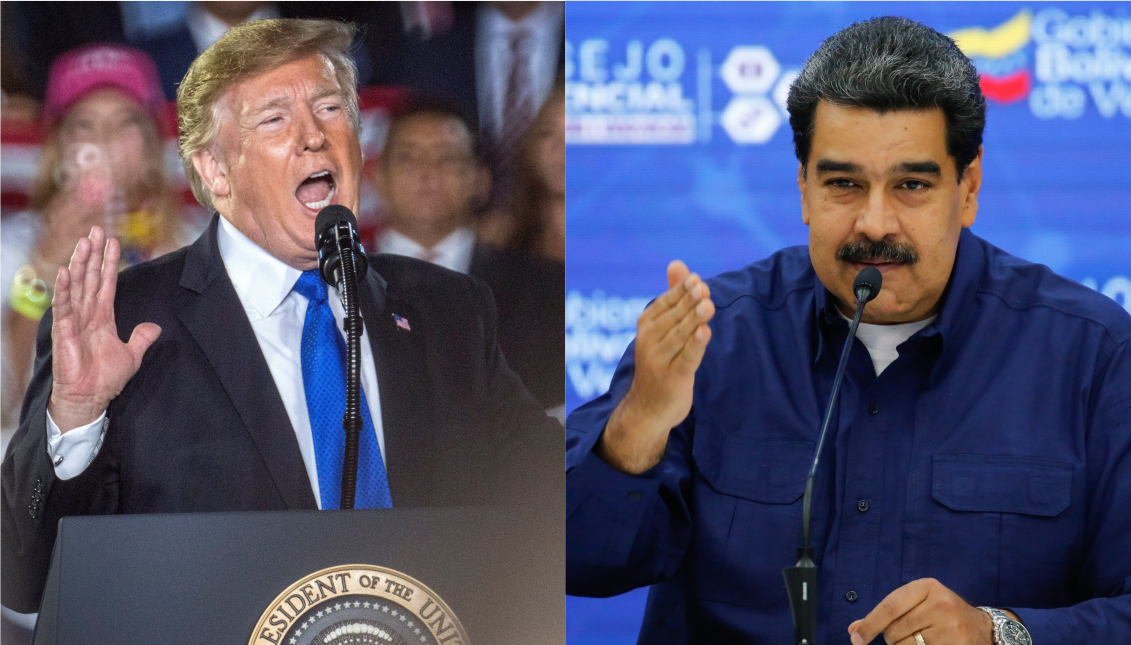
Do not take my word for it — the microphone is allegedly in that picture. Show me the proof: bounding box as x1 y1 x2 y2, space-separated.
853 267 882 304
783 266 882 645
315 204 368 288
313 204 368 510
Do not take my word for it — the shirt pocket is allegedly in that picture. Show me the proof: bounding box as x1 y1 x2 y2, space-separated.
691 419 813 609
927 454 1072 604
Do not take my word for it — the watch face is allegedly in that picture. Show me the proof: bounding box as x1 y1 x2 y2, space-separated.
1001 621 1032 645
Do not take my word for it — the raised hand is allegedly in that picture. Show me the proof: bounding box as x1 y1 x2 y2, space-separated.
597 260 715 474
47 226 161 432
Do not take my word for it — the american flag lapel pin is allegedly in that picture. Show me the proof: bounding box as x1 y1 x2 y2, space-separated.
393 314 412 331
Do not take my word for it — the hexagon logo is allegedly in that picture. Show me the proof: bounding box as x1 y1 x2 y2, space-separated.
720 46 781 95
721 96 782 144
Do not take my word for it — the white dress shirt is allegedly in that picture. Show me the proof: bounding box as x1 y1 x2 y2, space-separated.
474 2 564 142
187 3 280 54
377 226 476 275
47 217 385 509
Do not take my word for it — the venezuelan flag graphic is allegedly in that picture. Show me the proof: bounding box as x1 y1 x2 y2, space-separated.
949 10 1032 103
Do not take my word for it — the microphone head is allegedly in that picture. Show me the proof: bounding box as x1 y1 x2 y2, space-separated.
315 204 357 239
853 266 883 303
315 204 366 287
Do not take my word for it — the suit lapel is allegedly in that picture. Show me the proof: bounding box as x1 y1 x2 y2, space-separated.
175 217 317 510
358 267 438 507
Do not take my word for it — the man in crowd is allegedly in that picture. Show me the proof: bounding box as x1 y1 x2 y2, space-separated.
384 2 564 205
566 17 1131 645
2 19 559 613
372 100 564 412
133 1 282 100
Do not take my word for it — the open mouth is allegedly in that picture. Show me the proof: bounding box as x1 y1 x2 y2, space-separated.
296 170 335 211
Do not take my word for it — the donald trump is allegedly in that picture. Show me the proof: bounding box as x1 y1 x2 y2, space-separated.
2 19 560 613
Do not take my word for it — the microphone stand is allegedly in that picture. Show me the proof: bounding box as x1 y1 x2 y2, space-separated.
334 225 364 510
783 269 880 645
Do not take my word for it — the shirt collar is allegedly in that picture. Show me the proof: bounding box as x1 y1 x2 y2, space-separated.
478 2 563 38
378 226 477 274
187 4 280 53
930 228 984 347
216 215 302 320
812 228 984 363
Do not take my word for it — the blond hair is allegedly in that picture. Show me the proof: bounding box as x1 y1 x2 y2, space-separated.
176 19 360 210
30 97 180 252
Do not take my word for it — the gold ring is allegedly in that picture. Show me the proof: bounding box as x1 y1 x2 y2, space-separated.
914 632 927 645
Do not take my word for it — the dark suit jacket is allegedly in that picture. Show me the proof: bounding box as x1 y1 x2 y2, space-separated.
132 5 385 101
377 2 565 130
2 1 126 100
131 24 199 101
0 216 561 613
470 245 564 409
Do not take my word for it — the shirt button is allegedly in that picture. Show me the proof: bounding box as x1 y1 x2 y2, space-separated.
868 402 880 415
857 499 869 512
846 590 858 602
628 491 643 501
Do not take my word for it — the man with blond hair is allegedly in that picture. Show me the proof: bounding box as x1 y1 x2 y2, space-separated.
1 19 559 613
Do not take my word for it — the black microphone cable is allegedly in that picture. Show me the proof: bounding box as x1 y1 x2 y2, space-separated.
784 266 882 645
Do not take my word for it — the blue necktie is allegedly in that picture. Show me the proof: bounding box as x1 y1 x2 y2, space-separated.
294 270 393 510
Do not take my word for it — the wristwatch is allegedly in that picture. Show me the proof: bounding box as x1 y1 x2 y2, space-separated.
977 607 1033 645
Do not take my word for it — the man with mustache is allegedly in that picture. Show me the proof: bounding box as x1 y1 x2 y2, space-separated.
1 19 559 614
566 17 1131 645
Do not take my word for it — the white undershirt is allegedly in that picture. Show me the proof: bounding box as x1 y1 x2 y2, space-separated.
840 312 936 376
46 217 385 510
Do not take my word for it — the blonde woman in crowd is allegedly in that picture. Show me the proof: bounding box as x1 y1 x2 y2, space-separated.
1 44 185 434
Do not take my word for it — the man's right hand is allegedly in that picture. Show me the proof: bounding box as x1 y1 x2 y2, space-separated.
48 226 161 432
597 260 715 474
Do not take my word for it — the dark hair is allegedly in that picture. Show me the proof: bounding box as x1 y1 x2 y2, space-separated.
787 16 985 180
384 94 484 161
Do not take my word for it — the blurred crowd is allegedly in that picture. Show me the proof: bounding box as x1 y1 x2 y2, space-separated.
0 2 565 455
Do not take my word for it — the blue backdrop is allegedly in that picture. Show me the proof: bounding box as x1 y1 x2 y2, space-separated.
564 2 1131 643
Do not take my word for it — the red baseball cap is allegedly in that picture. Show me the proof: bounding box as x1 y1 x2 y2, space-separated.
44 44 165 124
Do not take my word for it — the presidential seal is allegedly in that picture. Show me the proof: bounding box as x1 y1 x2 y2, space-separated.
249 565 470 645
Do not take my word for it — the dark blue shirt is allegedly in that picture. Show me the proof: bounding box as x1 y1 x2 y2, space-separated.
566 229 1131 644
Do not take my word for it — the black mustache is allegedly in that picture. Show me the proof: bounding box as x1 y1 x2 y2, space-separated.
836 238 919 265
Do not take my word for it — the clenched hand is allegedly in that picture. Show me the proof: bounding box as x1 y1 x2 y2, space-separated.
849 578 1001 645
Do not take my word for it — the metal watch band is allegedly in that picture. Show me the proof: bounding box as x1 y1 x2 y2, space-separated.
977 606 1033 645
